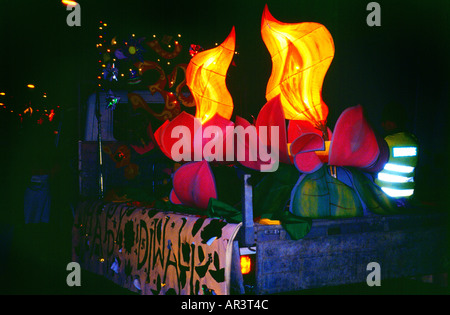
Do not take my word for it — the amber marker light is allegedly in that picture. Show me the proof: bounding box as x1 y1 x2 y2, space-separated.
240 256 252 275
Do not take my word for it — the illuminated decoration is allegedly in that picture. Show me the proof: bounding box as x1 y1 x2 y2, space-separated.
114 35 146 62
170 160 217 210
328 105 379 169
168 64 195 108
375 132 418 199
186 26 236 124
27 84 35 89
261 5 334 137
155 28 237 162
24 107 33 115
103 63 118 81
235 95 291 171
48 109 55 122
147 36 183 59
189 44 204 57
288 105 400 218
128 91 179 121
106 90 120 109
290 105 382 174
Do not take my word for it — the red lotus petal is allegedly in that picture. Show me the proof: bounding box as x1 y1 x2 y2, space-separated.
159 111 201 161
172 160 217 210
328 105 379 168
234 115 266 170
287 119 332 143
154 120 171 157
293 151 323 173
290 132 325 156
255 95 290 164
169 189 182 205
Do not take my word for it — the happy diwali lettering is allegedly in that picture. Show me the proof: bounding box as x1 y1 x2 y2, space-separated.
78 204 226 295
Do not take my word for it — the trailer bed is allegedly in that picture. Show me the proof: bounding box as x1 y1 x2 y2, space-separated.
250 211 448 294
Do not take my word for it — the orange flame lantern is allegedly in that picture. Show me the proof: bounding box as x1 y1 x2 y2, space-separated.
261 5 335 139
155 27 236 162
186 26 236 124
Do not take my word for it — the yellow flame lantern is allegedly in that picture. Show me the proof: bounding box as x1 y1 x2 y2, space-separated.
186 26 236 124
261 5 335 137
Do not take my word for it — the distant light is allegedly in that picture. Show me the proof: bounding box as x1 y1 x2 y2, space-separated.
62 0 78 6
0 92 5 96
27 84 35 89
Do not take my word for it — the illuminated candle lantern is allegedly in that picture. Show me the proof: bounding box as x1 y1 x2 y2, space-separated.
186 26 236 124
261 5 334 139
155 27 236 162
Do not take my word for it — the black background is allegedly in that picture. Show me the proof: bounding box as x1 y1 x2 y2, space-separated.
0 0 449 205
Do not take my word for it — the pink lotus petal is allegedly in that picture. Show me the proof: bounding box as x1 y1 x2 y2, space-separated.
290 132 325 156
328 105 379 168
293 151 323 173
172 160 217 210
255 95 290 164
159 111 201 161
288 119 332 143
169 189 182 205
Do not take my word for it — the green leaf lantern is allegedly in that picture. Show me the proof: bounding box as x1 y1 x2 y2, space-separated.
290 165 364 219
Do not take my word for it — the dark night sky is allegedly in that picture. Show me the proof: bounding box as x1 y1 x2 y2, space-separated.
0 0 449 200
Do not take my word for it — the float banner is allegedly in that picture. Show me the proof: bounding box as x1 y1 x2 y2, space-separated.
72 201 241 295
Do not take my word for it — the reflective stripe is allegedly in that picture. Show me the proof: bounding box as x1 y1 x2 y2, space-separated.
381 187 414 197
393 146 417 157
383 163 415 174
377 172 414 183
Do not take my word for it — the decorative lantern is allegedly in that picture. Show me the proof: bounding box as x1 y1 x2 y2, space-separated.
186 27 236 123
261 5 334 138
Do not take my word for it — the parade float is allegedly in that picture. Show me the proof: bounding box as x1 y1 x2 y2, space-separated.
72 5 447 295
